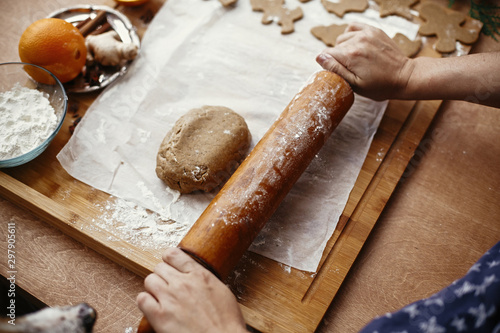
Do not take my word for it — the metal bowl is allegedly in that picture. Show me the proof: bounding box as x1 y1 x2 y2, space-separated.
114 0 150 6
0 62 68 168
48 5 141 93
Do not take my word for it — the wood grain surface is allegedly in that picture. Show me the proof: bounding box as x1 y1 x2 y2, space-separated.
0 197 144 332
1 0 500 332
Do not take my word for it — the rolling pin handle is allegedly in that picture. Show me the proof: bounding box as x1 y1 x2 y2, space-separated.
137 316 155 333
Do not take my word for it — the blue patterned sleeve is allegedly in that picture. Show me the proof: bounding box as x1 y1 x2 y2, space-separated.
359 241 500 333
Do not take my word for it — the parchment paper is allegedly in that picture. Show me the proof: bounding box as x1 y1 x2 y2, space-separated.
57 0 419 272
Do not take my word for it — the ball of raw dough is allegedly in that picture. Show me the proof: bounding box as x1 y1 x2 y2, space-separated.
156 105 251 193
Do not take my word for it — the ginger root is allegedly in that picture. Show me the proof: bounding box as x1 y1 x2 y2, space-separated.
85 30 138 66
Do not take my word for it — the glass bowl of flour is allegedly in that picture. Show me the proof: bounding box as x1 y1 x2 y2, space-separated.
0 62 67 168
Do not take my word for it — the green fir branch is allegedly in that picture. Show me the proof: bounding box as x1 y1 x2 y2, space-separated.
448 0 500 41
469 1 500 41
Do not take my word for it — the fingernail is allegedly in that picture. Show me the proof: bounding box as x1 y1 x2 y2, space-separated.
316 53 332 65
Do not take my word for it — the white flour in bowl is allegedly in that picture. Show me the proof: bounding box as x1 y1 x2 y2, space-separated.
0 84 58 160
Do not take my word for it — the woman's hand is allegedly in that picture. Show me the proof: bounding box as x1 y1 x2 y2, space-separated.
316 22 414 101
137 247 247 333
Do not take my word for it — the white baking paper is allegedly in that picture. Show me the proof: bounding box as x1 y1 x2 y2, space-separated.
57 0 418 272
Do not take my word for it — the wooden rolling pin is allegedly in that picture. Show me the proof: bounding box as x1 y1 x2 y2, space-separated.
138 70 354 333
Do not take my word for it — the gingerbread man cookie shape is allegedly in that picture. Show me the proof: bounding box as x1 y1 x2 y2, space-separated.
321 0 368 18
311 24 348 47
374 0 418 20
418 2 482 53
250 0 304 34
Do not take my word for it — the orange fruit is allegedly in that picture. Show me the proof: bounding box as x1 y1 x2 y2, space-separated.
19 18 87 84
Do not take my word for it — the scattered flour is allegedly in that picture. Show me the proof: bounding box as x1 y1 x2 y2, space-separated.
0 83 58 160
137 128 151 143
279 263 292 274
95 118 107 144
94 196 190 250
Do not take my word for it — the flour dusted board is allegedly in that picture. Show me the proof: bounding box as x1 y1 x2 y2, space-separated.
0 70 442 333
0 0 465 332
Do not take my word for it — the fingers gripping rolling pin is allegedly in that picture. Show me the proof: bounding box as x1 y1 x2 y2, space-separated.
138 71 354 333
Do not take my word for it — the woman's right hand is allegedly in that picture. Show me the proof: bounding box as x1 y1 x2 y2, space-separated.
316 22 414 101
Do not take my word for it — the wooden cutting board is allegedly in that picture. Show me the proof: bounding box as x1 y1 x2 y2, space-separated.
0 4 450 332
0 83 442 333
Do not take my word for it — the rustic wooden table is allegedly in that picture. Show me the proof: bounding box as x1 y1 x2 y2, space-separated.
1 0 499 332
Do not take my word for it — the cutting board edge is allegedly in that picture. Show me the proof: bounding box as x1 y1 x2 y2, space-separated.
0 171 158 278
